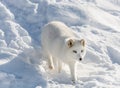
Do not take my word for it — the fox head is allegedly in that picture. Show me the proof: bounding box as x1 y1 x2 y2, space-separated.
65 38 86 62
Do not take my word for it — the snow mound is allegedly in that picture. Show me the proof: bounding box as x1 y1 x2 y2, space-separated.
0 1 32 65
0 0 120 88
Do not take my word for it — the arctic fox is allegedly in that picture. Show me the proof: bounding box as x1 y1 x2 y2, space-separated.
41 21 86 83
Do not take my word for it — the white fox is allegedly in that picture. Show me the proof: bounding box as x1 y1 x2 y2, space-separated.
41 21 86 83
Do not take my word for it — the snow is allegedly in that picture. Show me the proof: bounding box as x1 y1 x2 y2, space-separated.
0 0 120 88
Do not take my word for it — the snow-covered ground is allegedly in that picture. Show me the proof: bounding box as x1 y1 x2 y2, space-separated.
0 0 120 88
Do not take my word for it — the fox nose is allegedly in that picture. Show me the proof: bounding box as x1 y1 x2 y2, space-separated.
79 58 82 61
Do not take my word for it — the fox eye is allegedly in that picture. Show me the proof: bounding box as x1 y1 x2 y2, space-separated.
73 50 77 53
81 50 84 53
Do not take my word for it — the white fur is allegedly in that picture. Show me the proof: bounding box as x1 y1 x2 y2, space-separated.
41 21 86 83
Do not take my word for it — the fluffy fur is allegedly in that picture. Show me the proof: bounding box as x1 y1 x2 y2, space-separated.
41 21 86 83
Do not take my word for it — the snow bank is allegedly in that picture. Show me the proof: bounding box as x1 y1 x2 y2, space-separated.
0 1 32 64
0 0 120 88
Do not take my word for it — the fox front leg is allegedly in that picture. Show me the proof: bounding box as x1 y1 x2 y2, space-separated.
69 62 77 83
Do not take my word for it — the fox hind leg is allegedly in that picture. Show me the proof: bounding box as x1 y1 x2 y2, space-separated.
48 54 54 70
58 60 62 73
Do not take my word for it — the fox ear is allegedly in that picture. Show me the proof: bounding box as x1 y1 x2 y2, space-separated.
65 38 74 48
80 39 85 46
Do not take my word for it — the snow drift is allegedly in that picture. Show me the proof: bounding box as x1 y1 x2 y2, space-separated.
0 0 120 88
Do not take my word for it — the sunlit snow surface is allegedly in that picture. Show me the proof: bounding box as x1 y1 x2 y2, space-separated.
0 0 120 88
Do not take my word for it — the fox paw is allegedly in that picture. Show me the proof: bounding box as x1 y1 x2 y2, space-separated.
72 80 76 84
49 65 54 69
